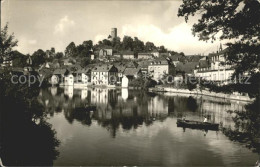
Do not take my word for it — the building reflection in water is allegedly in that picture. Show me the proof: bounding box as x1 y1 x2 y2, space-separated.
40 88 248 136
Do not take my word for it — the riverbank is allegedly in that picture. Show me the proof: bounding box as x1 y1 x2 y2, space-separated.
149 87 254 102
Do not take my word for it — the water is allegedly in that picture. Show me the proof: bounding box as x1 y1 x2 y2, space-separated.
39 87 258 166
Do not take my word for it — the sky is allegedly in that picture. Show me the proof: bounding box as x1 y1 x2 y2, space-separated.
1 0 222 55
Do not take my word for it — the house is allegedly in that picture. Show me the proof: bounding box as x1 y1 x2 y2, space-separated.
91 64 118 85
137 53 153 60
176 62 199 75
99 47 113 57
78 67 92 84
121 75 129 88
138 61 150 76
150 51 159 58
159 52 171 58
122 51 135 59
51 69 69 85
148 58 169 81
124 67 142 81
113 63 126 83
113 53 122 59
64 72 76 86
194 47 235 82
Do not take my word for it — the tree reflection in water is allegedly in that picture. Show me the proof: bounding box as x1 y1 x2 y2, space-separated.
0 70 60 166
222 97 260 159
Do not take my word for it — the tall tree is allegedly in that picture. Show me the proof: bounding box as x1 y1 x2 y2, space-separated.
64 42 77 57
122 36 134 50
133 37 145 52
31 49 46 67
0 24 18 58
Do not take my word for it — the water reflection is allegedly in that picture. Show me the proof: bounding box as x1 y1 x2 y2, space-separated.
39 87 258 166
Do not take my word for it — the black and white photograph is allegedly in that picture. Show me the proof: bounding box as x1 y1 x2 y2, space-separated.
0 0 260 166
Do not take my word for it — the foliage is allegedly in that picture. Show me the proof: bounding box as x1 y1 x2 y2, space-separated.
80 57 91 67
178 0 260 76
222 96 260 154
0 69 60 165
129 77 157 89
11 50 27 67
31 49 47 67
55 52 64 59
64 42 77 57
0 24 18 58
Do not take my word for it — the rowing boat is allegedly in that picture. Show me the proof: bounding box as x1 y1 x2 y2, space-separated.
177 119 219 130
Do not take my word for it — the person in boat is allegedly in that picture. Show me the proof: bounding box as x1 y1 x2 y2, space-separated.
182 116 186 121
203 116 208 123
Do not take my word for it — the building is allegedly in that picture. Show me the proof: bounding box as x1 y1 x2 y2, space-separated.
159 52 171 58
64 72 76 86
99 47 113 57
137 53 153 60
124 67 142 81
113 63 126 84
51 69 69 84
91 64 118 85
150 51 159 58
148 58 169 81
122 51 135 59
111 28 117 39
194 47 235 82
79 67 92 84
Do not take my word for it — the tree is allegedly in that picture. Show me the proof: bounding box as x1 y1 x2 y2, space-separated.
112 37 121 50
178 0 260 76
101 39 112 46
31 49 46 67
122 36 134 50
64 42 77 57
0 24 18 58
133 37 145 52
145 41 156 51
159 45 167 53
55 52 64 59
11 51 27 67
80 57 91 67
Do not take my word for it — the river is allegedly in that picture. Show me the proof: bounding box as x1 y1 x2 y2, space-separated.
38 87 258 166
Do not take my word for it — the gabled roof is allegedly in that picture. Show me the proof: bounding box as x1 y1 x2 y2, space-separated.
126 61 138 68
124 67 141 76
149 58 169 65
92 64 116 72
138 61 150 68
112 62 128 72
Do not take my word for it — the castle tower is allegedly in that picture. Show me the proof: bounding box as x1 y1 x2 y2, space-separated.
111 28 117 39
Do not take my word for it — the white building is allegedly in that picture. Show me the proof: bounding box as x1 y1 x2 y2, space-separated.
91 65 118 85
194 47 235 82
148 58 169 81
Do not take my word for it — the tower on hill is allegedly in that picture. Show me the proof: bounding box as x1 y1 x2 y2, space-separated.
111 28 117 39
